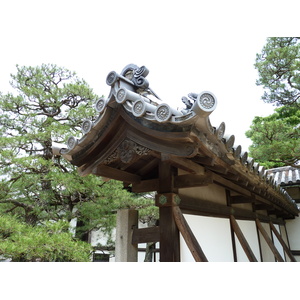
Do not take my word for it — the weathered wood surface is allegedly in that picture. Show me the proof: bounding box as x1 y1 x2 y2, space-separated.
132 174 212 193
161 154 205 175
92 165 141 183
230 215 257 262
269 222 297 262
255 219 284 262
179 194 285 225
132 226 160 244
158 161 180 262
173 206 208 262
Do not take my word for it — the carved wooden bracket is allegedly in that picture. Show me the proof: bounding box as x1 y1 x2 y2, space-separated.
104 138 151 165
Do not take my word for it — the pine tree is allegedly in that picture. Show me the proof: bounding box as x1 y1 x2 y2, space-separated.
0 64 149 239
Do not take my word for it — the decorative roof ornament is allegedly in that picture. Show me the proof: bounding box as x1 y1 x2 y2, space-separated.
56 64 299 217
103 64 218 124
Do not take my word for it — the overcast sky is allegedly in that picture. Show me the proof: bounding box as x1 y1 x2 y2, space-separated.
0 1 296 153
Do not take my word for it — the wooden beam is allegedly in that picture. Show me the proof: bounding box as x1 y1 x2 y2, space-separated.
161 154 205 175
291 250 300 256
254 204 273 211
179 194 284 224
173 206 208 262
132 174 213 193
136 157 159 176
229 215 258 262
132 178 159 193
269 222 297 262
174 174 213 189
230 195 253 204
92 165 141 183
255 219 284 262
132 226 160 244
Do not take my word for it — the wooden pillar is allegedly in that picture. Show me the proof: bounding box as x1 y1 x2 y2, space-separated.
115 209 138 262
156 158 180 262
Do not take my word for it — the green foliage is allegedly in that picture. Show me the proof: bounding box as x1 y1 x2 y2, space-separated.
0 63 157 252
0 214 92 262
246 106 300 168
255 37 300 107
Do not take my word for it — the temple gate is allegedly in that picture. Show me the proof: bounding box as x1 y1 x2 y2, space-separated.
54 64 299 262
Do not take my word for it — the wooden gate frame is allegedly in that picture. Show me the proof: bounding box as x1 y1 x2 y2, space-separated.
55 64 299 262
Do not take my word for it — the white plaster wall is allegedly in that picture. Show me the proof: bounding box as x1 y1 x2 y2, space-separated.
180 214 234 262
259 222 275 262
280 225 291 262
235 220 261 262
271 224 285 261
286 213 300 251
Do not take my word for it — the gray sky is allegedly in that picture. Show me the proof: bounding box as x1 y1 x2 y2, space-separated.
0 0 294 152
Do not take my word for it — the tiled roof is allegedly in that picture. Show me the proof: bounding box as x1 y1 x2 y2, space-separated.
55 64 299 217
267 166 300 186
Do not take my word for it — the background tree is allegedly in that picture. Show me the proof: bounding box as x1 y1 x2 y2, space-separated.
246 106 300 168
0 64 155 250
247 38 300 169
255 37 300 108
0 214 92 262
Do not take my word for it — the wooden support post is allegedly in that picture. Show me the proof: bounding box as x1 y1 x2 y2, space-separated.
255 219 284 262
269 222 297 262
115 209 138 262
157 159 180 262
229 215 258 262
159 204 180 262
173 206 208 262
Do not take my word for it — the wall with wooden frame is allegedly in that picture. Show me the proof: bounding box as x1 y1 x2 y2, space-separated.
180 215 233 262
286 214 300 261
234 219 261 262
177 213 292 262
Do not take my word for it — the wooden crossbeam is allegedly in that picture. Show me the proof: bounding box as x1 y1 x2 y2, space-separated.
229 215 257 262
161 154 205 175
269 222 297 262
179 194 284 225
132 174 212 193
174 174 213 189
173 206 208 262
132 178 159 193
132 226 160 244
255 219 284 262
230 195 253 204
92 165 141 183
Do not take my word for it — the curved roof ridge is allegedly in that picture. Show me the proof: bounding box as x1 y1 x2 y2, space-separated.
55 64 299 216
